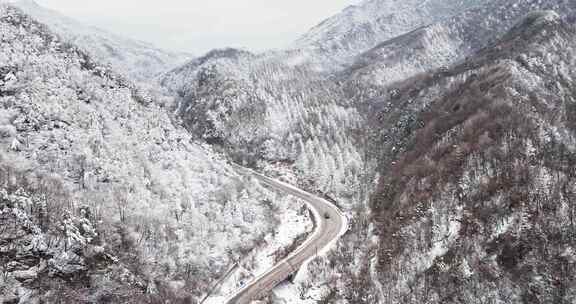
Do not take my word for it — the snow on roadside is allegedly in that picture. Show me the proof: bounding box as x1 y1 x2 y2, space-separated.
206 163 349 303
274 282 328 304
205 186 313 303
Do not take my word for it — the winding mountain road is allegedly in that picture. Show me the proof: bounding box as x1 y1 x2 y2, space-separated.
226 164 347 304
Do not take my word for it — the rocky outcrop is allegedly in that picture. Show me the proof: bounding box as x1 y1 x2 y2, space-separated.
0 189 119 303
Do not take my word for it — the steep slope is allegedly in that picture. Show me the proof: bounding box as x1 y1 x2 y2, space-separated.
0 4 289 303
162 49 367 201
344 0 576 89
369 11 576 303
12 0 191 81
163 0 576 195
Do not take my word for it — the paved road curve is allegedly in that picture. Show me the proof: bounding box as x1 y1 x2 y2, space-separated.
226 165 347 304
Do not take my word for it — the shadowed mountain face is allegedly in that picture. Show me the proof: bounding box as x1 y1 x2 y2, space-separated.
369 11 576 303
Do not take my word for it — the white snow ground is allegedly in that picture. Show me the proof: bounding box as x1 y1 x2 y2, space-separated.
204 192 313 304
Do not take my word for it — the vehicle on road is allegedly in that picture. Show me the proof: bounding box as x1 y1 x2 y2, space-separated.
324 212 330 219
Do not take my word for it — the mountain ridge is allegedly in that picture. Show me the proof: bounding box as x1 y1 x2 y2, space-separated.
341 0 576 91
368 11 576 303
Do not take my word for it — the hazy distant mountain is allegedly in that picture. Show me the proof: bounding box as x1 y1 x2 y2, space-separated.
162 0 576 301
292 0 480 68
12 0 191 81
344 0 576 88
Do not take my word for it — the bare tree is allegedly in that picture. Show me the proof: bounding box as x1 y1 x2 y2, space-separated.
114 186 129 223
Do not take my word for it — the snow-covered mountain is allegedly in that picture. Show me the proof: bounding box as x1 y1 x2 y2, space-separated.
161 0 576 302
161 0 576 203
0 4 310 303
162 46 366 199
11 0 191 81
367 11 576 303
344 0 576 88
4 0 576 302
292 0 480 68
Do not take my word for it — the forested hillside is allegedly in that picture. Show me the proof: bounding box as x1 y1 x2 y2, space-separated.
162 48 368 203
2 0 576 302
0 4 291 302
369 11 576 303
159 1 576 302
292 0 480 68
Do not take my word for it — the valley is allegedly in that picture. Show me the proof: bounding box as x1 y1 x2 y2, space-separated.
1 0 576 303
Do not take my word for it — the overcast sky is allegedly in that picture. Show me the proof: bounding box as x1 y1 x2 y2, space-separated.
27 0 361 55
